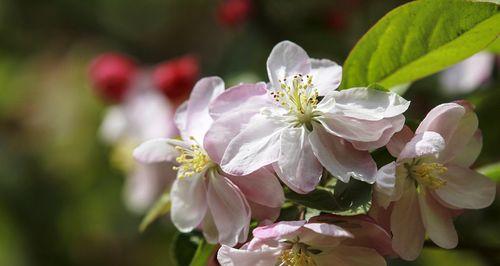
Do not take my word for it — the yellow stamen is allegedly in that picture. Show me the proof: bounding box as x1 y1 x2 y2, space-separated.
277 243 317 266
411 162 447 189
172 139 212 179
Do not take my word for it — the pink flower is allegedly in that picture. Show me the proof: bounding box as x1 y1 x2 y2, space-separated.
134 77 285 246
207 41 410 194
217 219 388 266
99 71 177 213
373 101 496 260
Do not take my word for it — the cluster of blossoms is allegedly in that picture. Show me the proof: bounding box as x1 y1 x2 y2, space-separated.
128 41 495 265
89 53 199 213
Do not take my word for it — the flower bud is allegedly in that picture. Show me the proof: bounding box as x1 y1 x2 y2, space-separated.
216 0 252 27
153 55 199 100
89 53 137 103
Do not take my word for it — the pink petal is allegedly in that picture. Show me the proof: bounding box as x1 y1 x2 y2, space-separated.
266 41 311 88
398 131 445 162
170 175 208 233
391 185 425 261
386 125 414 158
300 223 353 248
274 127 323 194
252 220 306 240
183 77 225 143
449 130 482 167
227 167 284 208
247 201 281 222
208 82 271 120
99 106 127 144
418 192 458 249
317 113 393 142
133 138 179 163
309 125 377 183
351 115 406 150
217 244 281 266
220 115 285 176
415 102 465 145
435 164 496 209
202 211 219 244
314 246 387 266
207 172 251 246
373 162 397 209
309 58 342 95
328 87 410 121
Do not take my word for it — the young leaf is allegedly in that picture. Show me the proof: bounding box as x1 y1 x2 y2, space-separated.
139 191 171 232
189 239 216 266
477 162 500 181
171 232 200 266
341 0 499 89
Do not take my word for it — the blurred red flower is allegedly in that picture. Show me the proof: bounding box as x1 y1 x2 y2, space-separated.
153 55 200 102
217 0 252 27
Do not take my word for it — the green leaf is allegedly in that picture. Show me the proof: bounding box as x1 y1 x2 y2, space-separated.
478 162 500 181
285 179 372 215
139 191 171 232
488 37 500 53
171 232 200 266
341 0 499 89
189 239 216 266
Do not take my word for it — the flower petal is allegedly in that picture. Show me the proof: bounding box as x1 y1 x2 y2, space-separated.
391 185 425 261
266 41 311 88
207 172 251 246
415 102 465 141
418 192 458 249
217 244 281 266
449 130 482 168
252 220 306 240
99 106 127 144
351 115 406 150
274 127 323 194
386 125 414 158
221 115 285 176
314 246 387 266
133 138 179 163
328 87 410 121
247 201 281 222
435 164 496 209
183 77 225 143
170 175 208 232
309 125 377 183
309 58 342 95
317 113 393 142
202 210 219 244
398 131 445 161
300 223 353 248
209 82 272 120
374 162 397 209
227 167 284 208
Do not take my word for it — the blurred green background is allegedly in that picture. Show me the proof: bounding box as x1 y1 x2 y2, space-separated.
0 0 498 265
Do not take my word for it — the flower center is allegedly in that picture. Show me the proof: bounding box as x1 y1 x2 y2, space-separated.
277 243 317 266
409 161 447 190
270 74 319 128
173 138 213 178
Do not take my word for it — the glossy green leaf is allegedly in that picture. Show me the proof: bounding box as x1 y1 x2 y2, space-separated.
341 0 499 89
172 232 200 266
139 191 171 232
478 162 500 181
285 179 372 215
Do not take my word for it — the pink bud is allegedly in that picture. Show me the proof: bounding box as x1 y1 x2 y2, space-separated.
89 53 137 103
153 55 199 101
217 0 252 27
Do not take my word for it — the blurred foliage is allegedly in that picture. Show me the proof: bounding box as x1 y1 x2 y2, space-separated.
0 0 498 265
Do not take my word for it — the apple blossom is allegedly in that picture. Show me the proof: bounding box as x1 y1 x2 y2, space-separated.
373 101 496 260
208 41 410 194
99 71 178 213
217 219 388 266
134 77 285 246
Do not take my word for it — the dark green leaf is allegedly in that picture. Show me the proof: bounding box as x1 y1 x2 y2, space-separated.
341 0 499 89
189 239 216 266
171 232 201 266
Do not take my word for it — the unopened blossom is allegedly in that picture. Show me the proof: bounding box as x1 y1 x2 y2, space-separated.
373 101 496 260
439 52 495 94
99 71 178 213
89 53 137 102
153 55 199 101
134 77 284 246
217 219 387 266
207 41 410 194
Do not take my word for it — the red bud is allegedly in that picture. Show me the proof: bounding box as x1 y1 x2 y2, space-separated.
153 55 200 101
217 0 252 27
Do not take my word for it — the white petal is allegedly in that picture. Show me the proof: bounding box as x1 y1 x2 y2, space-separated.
99 106 128 144
309 125 377 183
398 131 445 161
309 58 342 95
266 41 311 88
314 246 387 266
328 88 410 121
217 244 281 266
449 130 482 167
350 115 406 150
317 113 392 142
391 185 425 261
374 162 397 209
418 192 458 249
275 127 323 194
221 115 285 176
133 138 179 163
170 175 208 232
435 164 496 209
207 172 251 247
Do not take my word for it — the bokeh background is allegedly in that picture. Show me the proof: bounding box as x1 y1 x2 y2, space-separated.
0 0 498 265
